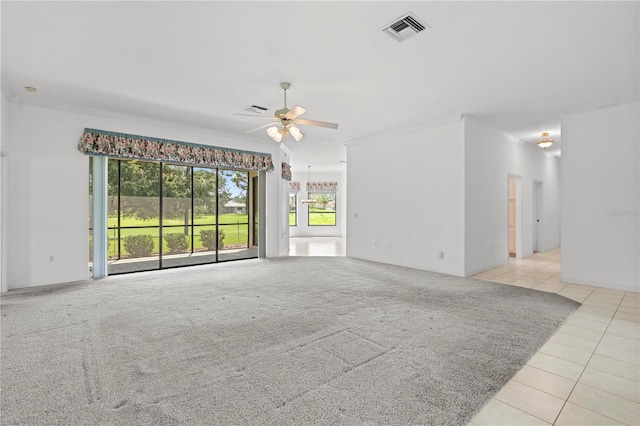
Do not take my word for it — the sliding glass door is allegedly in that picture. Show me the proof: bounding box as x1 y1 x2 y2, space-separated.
89 157 258 275
109 160 160 273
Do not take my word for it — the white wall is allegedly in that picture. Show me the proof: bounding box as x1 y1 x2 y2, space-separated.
346 118 466 276
278 146 292 255
464 116 561 276
561 102 639 292
5 99 285 290
0 89 8 292
345 115 561 279
288 169 346 238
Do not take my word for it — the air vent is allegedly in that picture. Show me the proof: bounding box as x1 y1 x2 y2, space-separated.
245 105 268 114
382 12 429 42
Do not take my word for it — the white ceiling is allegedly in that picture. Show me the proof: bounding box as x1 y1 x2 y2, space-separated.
2 1 638 171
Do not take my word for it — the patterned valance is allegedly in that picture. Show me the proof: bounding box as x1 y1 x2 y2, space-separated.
289 181 301 191
281 162 292 181
78 128 274 172
307 182 338 192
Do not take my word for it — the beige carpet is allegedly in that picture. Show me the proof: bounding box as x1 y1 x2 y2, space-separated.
1 257 579 425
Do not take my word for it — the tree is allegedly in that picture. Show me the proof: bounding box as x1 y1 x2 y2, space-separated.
108 160 160 220
107 160 233 226
193 168 232 214
313 194 331 210
231 171 248 198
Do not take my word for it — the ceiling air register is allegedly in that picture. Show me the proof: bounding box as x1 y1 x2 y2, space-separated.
382 12 429 42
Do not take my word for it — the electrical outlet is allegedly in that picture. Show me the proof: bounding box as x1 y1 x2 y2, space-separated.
436 249 443 259
49 255 55 262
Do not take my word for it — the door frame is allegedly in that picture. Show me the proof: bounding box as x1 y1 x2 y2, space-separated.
507 174 523 259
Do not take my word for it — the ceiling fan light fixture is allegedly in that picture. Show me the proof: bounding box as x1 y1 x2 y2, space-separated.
289 126 304 142
237 82 338 141
266 126 279 137
267 126 282 142
537 132 554 149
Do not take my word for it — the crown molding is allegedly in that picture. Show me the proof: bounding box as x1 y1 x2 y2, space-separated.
561 97 639 116
344 114 463 147
7 95 276 150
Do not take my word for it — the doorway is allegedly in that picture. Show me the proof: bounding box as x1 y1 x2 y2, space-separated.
533 181 543 253
508 176 517 257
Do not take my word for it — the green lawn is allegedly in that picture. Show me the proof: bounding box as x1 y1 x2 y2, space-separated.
308 209 336 226
103 213 251 258
98 209 336 259
107 213 248 227
288 210 335 226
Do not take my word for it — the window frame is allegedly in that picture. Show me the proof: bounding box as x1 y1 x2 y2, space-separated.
307 193 336 227
289 193 297 226
91 157 256 274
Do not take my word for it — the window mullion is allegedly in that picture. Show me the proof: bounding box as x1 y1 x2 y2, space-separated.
159 162 163 269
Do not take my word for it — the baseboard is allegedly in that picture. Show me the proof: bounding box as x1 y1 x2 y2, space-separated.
561 275 639 293
346 255 465 277
465 262 507 277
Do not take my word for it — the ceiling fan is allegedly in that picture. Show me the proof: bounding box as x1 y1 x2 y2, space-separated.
234 82 339 142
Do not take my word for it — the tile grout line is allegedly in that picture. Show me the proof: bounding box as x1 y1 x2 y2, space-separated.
471 251 639 426
487 283 594 425
550 290 627 425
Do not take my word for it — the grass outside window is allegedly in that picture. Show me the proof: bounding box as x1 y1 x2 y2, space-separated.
308 193 336 226
289 194 297 226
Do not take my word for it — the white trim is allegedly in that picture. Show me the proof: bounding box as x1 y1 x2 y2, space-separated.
344 114 463 147
92 156 108 278
9 95 262 146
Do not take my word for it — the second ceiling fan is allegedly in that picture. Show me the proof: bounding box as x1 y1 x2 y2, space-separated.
235 82 339 142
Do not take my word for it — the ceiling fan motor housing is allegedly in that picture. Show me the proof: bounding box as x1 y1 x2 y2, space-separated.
274 107 290 117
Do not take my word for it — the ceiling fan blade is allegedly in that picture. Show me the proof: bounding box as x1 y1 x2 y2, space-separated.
245 121 279 133
285 105 307 119
233 113 278 120
294 118 339 129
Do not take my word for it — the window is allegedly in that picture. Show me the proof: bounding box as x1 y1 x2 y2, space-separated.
217 169 251 261
308 193 336 226
92 157 257 274
289 194 297 226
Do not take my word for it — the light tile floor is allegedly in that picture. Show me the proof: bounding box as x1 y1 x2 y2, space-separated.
470 247 640 426
289 240 640 425
288 237 346 257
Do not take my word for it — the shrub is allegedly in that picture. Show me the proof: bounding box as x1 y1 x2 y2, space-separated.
123 234 154 257
200 229 225 250
165 233 189 253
